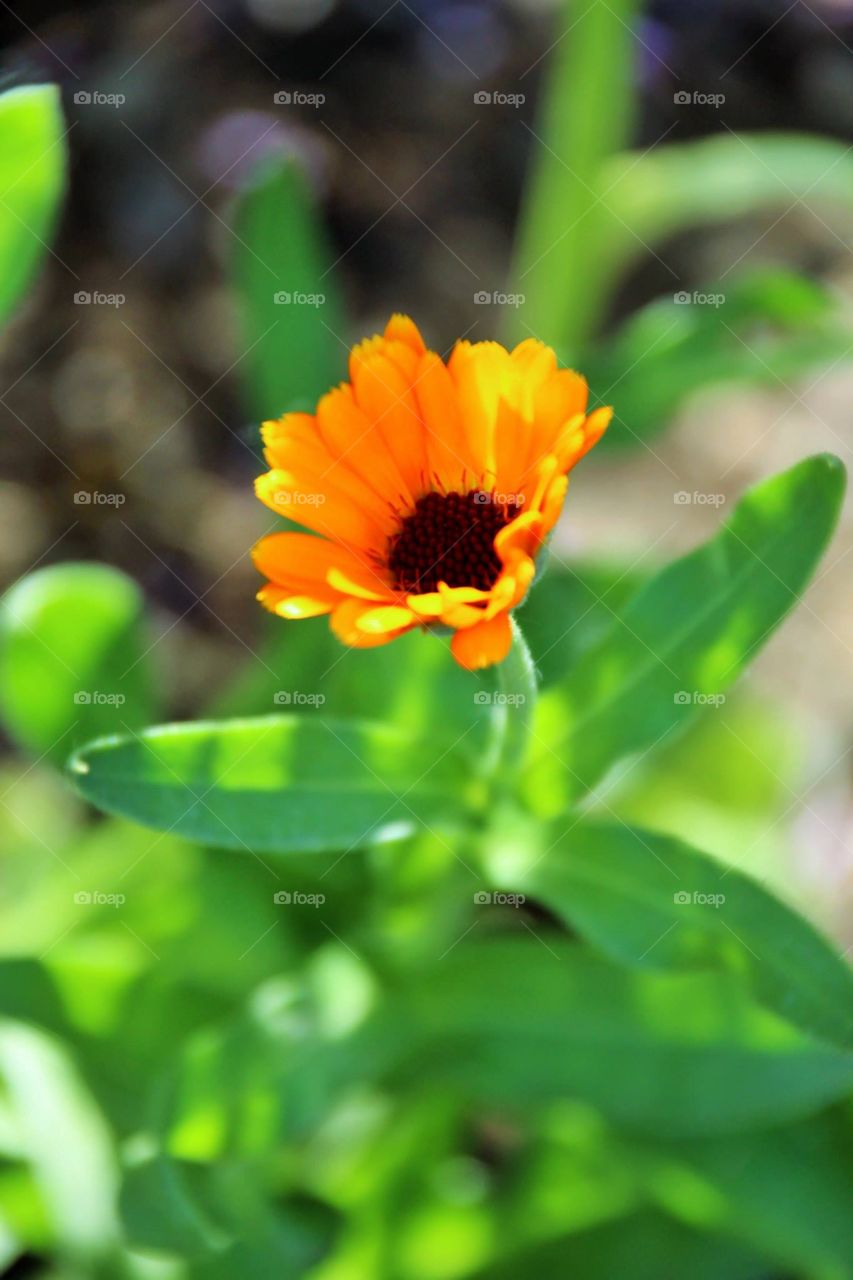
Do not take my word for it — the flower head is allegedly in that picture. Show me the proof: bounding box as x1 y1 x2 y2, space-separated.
253 316 611 669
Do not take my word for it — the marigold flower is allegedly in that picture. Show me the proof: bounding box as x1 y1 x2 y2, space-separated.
253 315 611 670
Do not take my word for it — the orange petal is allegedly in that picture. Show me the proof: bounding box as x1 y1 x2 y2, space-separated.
355 604 415 634
330 599 414 649
414 351 475 491
450 612 513 670
257 585 336 619
350 346 430 496
384 314 427 356
316 385 413 512
255 471 385 551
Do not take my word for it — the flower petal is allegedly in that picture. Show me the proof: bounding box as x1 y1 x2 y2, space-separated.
450 612 513 669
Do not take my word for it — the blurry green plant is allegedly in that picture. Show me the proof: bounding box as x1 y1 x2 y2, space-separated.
2 5 853 1275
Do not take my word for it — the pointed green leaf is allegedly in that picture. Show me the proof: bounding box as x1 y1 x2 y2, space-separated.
533 455 845 805
0 84 67 327
492 821 853 1047
371 939 853 1136
232 158 345 419
68 715 472 853
0 563 159 766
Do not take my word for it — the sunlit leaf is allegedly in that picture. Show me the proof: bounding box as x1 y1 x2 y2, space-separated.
68 715 473 853
588 271 852 451
491 821 853 1047
0 84 67 328
530 454 845 806
507 0 639 351
0 563 159 766
0 1021 117 1256
232 157 345 419
366 938 853 1137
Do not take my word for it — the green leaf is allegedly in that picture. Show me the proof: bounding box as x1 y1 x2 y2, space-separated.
532 454 845 806
517 560 648 689
68 715 473 854
591 132 853 339
651 1118 853 1276
0 84 67 327
506 0 638 352
0 563 159 766
232 158 345 419
372 938 853 1137
588 271 852 451
0 1021 117 1256
120 1155 228 1258
492 821 853 1048
476 1211 765 1280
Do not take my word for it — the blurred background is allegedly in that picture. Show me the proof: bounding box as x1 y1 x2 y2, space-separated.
2 0 851 939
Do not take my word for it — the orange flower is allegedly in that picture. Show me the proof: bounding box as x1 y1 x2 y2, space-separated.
253 316 611 670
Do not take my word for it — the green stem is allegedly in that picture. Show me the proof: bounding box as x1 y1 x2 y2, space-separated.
489 618 538 794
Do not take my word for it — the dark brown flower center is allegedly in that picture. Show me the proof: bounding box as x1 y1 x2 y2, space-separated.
387 489 523 595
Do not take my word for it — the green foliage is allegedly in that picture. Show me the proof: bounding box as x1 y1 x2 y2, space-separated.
366 938 853 1137
490 821 853 1048
588 270 852 451
508 0 639 351
0 562 159 765
527 454 845 808
69 715 474 853
0 84 67 328
232 158 346 420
